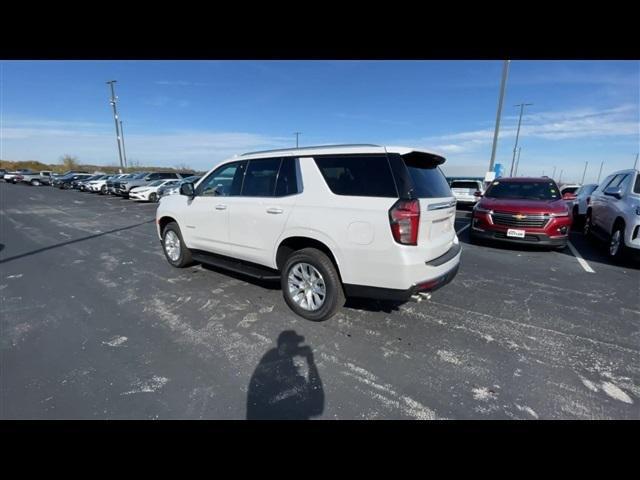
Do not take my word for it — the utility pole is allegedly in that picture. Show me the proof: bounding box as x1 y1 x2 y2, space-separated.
119 120 128 169
634 153 639 170
558 169 563 184
581 161 589 184
514 147 522 176
294 132 302 148
510 102 533 176
489 60 510 173
597 161 604 183
106 80 124 170
552 166 557 179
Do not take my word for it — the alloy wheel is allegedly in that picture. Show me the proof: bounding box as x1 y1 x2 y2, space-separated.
287 262 326 311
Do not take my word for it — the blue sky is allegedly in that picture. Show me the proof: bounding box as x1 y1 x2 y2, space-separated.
1 60 638 183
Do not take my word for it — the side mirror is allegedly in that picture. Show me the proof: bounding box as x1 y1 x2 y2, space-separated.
603 186 622 199
180 182 195 197
562 192 577 200
473 191 483 197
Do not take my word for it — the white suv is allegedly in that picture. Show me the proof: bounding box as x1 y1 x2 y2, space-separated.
585 169 640 260
156 145 461 321
450 179 483 206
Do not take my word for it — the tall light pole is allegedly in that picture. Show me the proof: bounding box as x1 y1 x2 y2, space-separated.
106 80 124 170
294 132 302 148
634 153 639 170
558 169 564 184
514 147 522 176
489 60 510 173
597 161 604 183
510 102 533 176
552 166 557 179
119 120 128 169
581 161 589 184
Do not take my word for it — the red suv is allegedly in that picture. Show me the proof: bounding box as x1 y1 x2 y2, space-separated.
469 177 572 250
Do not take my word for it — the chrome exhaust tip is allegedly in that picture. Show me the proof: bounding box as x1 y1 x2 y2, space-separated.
418 292 432 300
410 294 422 302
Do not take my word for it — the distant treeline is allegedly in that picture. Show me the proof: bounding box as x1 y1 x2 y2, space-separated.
0 159 202 175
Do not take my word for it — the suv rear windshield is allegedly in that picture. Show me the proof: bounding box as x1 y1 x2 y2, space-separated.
484 180 560 200
451 181 480 189
314 155 397 197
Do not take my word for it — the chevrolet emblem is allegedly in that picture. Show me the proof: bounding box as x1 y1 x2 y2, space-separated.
513 214 527 220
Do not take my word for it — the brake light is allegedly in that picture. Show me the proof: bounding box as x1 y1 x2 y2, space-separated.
389 199 420 245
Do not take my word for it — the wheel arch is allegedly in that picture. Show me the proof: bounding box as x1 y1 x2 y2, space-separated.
276 235 342 280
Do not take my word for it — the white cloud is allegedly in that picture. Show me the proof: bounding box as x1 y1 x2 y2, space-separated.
0 117 291 169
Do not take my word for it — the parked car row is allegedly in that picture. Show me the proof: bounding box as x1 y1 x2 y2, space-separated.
1 168 197 203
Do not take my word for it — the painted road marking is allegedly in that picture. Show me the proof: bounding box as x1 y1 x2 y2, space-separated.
456 223 470 235
567 241 595 273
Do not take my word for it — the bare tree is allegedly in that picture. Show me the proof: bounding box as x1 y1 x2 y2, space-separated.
60 154 79 171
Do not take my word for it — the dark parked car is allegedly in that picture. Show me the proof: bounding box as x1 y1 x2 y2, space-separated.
54 173 93 189
470 177 573 250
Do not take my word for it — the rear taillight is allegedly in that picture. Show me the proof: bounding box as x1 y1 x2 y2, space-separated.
389 199 420 245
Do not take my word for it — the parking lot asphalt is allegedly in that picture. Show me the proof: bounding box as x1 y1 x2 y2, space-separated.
1 182 639 419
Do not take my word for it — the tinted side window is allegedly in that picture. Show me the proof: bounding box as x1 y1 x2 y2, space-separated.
198 161 246 197
604 174 622 190
314 155 397 197
634 174 640 194
275 157 300 197
242 158 281 197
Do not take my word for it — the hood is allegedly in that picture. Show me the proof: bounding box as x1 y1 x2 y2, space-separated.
479 197 567 215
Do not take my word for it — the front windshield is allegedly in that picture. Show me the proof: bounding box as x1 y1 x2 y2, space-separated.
148 180 164 187
484 180 561 200
132 173 148 179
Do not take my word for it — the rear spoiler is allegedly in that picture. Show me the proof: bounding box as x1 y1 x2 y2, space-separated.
401 151 446 166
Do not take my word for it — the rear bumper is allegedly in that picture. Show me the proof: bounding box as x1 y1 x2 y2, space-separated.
471 225 568 247
344 262 459 302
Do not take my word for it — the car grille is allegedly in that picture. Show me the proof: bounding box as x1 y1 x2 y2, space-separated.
490 211 549 228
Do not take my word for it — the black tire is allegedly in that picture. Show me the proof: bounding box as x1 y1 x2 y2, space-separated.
161 222 193 268
608 223 626 261
31 179 41 186
281 247 345 322
149 192 158 203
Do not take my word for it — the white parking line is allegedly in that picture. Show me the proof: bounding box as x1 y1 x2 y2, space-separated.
456 223 470 235
567 241 595 273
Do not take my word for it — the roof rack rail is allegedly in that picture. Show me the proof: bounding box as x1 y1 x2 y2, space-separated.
241 143 382 156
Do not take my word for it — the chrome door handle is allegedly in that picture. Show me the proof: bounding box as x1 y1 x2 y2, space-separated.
266 207 283 214
215 204 227 210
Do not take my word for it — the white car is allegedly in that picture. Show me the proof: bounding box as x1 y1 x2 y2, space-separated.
130 179 181 202
585 169 640 260
450 179 483 206
560 184 581 196
88 174 123 194
568 183 598 219
156 144 461 321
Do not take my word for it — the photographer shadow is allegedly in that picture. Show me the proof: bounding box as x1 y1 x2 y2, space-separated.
246 330 324 420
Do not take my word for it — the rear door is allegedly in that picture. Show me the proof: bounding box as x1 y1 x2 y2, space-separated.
228 157 301 266
390 152 456 259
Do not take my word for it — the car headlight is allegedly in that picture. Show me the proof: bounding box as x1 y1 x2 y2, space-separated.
551 211 569 217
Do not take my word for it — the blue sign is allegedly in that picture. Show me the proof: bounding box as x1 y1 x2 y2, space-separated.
494 163 505 178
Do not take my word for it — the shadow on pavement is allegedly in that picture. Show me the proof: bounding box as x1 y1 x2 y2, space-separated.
246 330 324 420
0 220 155 265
